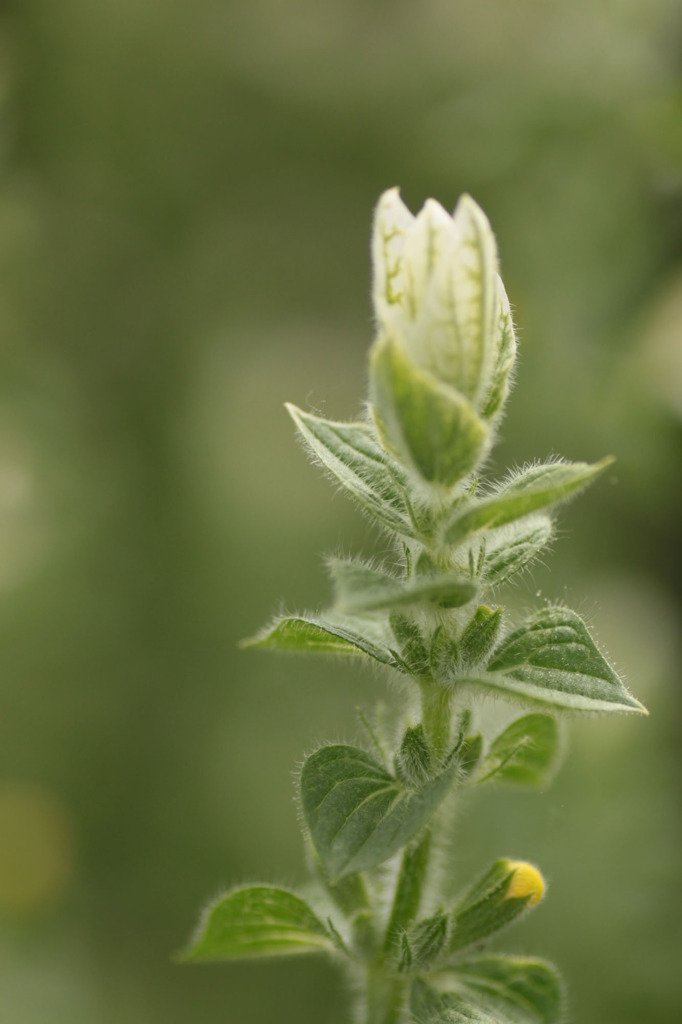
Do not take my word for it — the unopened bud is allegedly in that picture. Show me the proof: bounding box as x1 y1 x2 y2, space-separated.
371 190 515 414
368 189 518 491
394 724 432 787
506 860 545 906
448 857 546 953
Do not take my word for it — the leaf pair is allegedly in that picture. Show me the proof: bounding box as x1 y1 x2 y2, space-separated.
286 405 611 558
181 859 548 974
249 605 646 718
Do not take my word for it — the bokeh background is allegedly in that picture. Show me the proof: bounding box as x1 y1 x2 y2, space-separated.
0 1 680 1022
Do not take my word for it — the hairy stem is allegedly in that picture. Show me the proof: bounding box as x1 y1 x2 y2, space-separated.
383 830 431 953
419 678 453 758
364 968 406 1024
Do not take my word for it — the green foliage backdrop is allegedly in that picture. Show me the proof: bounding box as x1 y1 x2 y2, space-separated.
0 2 680 1022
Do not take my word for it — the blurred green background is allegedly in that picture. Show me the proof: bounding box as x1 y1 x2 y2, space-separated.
0 1 680 1022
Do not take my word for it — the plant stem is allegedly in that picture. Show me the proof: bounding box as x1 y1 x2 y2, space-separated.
383 830 431 953
364 967 406 1024
419 677 452 758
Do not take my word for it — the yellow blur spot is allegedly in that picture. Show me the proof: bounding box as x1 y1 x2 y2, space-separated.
506 861 545 906
0 782 74 915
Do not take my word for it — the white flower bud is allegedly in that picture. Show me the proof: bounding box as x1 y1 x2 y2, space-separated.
371 188 516 418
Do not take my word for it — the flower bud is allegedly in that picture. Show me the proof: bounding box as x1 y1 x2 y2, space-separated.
371 189 517 416
447 858 546 953
505 860 545 906
459 605 503 668
394 724 432 787
369 189 517 490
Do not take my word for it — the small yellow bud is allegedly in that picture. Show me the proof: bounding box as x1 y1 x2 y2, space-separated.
506 861 545 906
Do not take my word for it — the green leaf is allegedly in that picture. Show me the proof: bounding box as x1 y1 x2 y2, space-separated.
442 458 613 546
445 956 563 1024
412 958 563 1024
286 404 417 537
301 745 457 881
478 714 559 786
242 612 398 667
181 886 332 961
482 606 647 714
389 612 430 675
410 978 503 1024
370 336 489 489
480 515 553 587
429 625 460 680
329 557 476 613
454 733 483 782
405 911 449 969
394 724 433 787
447 859 544 955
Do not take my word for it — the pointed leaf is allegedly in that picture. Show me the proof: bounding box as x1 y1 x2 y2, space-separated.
442 458 613 546
480 515 553 587
390 612 430 675
301 745 457 881
182 886 332 961
243 612 398 667
286 404 417 537
478 714 559 787
454 733 483 782
406 911 449 969
370 337 489 489
445 956 563 1024
329 557 475 613
482 606 647 714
